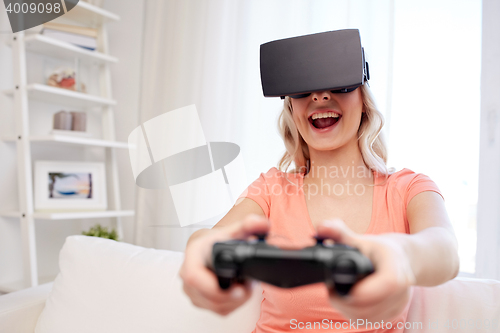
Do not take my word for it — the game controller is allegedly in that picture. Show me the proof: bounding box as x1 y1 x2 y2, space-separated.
212 235 374 296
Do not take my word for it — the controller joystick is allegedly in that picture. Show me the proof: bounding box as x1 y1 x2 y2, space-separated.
212 236 374 296
314 237 325 245
255 233 267 241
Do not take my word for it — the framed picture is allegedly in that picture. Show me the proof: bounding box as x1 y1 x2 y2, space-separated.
34 161 107 211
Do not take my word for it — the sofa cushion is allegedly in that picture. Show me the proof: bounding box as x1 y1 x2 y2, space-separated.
35 235 500 333
35 236 262 333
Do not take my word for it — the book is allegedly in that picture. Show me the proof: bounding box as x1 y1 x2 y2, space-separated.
42 29 97 51
42 22 98 38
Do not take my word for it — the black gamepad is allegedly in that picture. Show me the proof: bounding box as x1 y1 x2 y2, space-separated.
212 235 374 296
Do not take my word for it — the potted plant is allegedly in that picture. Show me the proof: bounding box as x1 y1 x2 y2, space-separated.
82 224 118 241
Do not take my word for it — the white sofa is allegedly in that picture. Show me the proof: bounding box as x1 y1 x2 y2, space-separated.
0 236 499 333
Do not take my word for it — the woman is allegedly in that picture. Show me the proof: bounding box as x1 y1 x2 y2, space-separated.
180 32 459 333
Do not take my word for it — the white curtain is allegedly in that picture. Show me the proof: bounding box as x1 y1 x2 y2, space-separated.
134 0 395 251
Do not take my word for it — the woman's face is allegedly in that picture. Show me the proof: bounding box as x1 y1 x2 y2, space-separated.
290 88 364 151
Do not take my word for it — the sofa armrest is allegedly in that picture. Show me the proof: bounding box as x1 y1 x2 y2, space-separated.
0 282 53 333
406 277 500 332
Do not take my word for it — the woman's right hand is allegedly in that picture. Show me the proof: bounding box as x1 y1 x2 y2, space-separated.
179 214 270 316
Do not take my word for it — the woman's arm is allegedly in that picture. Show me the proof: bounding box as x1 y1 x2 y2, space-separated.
315 190 460 322
180 198 268 316
395 190 459 286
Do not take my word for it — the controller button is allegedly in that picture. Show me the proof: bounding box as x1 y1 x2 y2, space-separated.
255 233 267 241
315 237 325 245
335 258 357 275
335 283 351 296
218 277 232 290
331 257 362 285
219 251 233 262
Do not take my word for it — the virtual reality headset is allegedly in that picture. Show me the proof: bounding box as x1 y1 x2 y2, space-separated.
260 29 370 99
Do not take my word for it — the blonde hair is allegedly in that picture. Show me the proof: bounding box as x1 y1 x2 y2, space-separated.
276 84 394 186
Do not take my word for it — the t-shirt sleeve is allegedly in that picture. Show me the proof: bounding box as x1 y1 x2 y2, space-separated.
402 170 445 209
236 168 274 217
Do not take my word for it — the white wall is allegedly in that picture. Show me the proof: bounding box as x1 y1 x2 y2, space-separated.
133 0 397 251
0 1 143 289
477 0 500 280
103 0 143 244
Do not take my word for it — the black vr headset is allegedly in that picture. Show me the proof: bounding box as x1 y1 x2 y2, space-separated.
260 29 370 99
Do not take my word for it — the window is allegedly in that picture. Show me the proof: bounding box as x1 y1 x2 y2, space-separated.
386 0 482 274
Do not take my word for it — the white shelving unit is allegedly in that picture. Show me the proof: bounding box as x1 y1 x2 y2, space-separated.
1 2 133 292
2 210 135 220
3 83 117 108
3 134 129 148
58 1 120 26
24 34 118 64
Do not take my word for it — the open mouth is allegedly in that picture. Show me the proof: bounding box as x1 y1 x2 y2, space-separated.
308 112 341 129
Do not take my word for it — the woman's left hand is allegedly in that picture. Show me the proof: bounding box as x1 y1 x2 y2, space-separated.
316 219 416 323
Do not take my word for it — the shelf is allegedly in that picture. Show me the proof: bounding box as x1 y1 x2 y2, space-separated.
0 275 56 293
53 1 119 28
3 83 116 108
0 211 22 218
3 135 129 149
34 210 135 220
30 135 129 148
1 210 135 220
23 34 117 65
4 2 125 291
